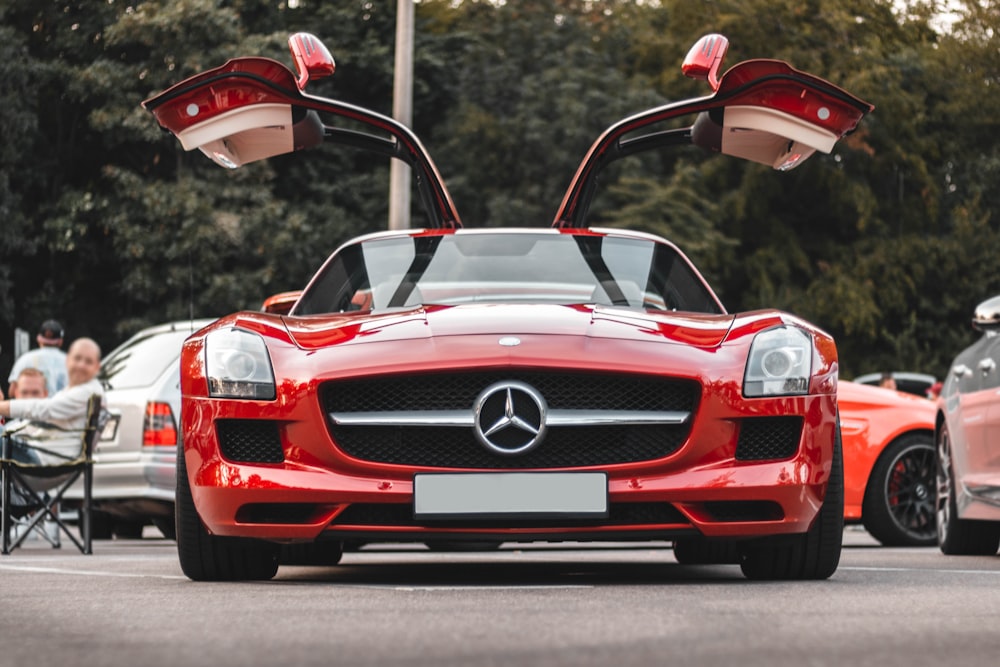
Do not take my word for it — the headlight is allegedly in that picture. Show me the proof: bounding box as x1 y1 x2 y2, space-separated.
205 329 276 400
743 326 812 397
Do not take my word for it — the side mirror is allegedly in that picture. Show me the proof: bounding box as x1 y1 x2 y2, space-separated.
681 34 729 92
288 32 336 91
262 290 303 315
973 295 1000 333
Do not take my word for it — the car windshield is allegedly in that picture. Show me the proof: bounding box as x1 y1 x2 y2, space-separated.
294 232 723 316
99 329 192 389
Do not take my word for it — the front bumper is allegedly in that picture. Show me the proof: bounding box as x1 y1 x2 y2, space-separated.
183 391 837 544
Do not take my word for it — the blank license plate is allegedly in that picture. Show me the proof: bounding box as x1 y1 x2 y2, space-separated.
413 472 608 520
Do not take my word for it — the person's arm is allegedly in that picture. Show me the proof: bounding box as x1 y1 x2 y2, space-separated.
3 384 94 425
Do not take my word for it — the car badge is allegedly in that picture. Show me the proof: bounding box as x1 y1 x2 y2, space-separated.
498 337 521 347
473 381 547 456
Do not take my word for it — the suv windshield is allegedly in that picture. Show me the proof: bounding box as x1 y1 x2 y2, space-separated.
99 329 192 389
294 232 723 316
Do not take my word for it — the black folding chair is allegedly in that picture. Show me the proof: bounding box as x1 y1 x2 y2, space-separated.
1 394 103 555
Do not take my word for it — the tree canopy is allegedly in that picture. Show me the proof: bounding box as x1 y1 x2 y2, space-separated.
1 0 997 382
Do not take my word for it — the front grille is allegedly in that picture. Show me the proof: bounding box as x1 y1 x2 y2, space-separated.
734 417 803 461
331 502 688 528
322 371 698 468
323 371 696 413
216 419 284 463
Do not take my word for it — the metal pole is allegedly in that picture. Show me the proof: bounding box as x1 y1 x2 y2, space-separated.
388 0 414 230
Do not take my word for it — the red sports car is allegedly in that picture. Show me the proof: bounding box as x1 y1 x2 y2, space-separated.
144 33 872 580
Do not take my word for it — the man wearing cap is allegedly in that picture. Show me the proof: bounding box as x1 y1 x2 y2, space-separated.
7 320 69 398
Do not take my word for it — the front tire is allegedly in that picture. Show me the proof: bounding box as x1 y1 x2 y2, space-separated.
862 433 936 546
936 423 1000 555
176 444 279 581
740 420 844 580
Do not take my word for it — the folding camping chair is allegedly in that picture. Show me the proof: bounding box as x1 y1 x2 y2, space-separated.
1 394 103 554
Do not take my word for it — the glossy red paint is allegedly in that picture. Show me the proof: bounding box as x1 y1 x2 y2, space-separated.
178 227 839 544
261 290 303 315
144 57 299 136
288 32 335 90
681 33 729 91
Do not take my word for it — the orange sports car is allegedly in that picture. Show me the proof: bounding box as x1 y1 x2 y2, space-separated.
838 380 936 545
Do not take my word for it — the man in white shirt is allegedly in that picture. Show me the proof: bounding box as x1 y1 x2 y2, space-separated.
0 338 104 466
7 320 69 398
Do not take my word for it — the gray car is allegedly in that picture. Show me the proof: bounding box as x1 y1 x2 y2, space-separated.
64 319 214 538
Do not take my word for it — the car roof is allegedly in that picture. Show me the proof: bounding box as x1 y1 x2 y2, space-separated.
124 319 218 339
341 226 681 247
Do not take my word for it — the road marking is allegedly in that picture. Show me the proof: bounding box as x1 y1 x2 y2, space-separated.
841 566 1000 575
0 564 186 580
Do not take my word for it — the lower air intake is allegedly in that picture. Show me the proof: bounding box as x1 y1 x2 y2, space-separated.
216 419 284 463
735 416 803 461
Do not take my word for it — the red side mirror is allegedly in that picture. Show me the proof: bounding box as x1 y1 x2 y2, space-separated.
681 34 729 92
262 290 303 315
288 32 336 91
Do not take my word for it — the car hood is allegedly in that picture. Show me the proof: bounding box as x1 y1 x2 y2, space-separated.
836 380 936 414
281 304 736 350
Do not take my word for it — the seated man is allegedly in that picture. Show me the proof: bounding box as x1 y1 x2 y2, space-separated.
10 368 48 400
0 338 104 467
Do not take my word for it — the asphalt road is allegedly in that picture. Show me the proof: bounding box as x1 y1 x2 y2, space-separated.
1 528 998 667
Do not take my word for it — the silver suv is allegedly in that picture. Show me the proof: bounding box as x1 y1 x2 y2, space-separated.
65 319 215 538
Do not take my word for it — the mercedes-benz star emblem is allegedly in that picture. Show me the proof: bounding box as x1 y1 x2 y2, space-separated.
473 381 547 455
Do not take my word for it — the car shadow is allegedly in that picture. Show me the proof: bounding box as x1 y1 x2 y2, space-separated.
271 547 765 586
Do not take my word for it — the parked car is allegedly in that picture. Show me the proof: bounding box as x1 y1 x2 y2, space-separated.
64 319 216 538
936 295 1000 555
853 372 938 399
838 381 936 546
143 32 873 581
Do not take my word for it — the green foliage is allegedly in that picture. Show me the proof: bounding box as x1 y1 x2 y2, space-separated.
1 0 998 385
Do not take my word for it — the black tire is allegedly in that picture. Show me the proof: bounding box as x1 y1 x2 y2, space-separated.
89 510 115 540
113 520 146 539
936 423 1000 555
673 537 741 565
176 443 279 581
862 433 937 546
740 420 844 580
152 516 177 541
279 541 344 565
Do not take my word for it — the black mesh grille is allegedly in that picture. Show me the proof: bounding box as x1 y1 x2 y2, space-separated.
321 371 698 469
216 420 284 463
331 502 688 527
703 500 784 522
735 417 803 461
330 425 686 468
323 371 697 413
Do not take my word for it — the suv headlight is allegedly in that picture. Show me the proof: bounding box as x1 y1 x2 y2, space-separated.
743 326 812 397
205 329 276 400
